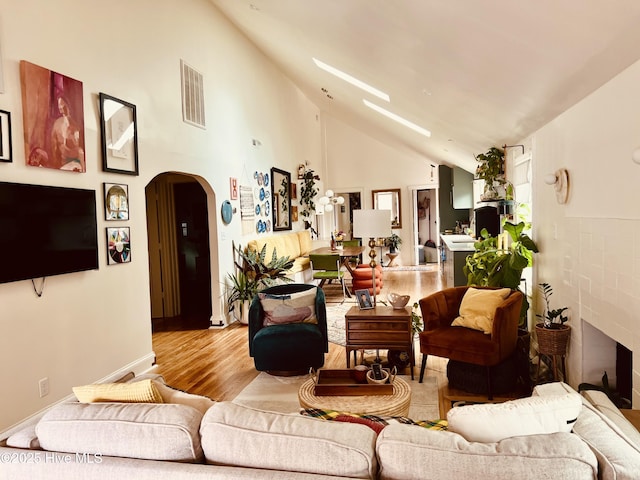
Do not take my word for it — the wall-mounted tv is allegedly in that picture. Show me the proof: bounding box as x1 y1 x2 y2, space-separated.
0 181 99 284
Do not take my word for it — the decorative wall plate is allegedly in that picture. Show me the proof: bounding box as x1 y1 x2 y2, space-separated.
221 200 233 224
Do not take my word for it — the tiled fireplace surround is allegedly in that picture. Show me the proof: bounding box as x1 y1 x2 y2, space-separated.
553 217 640 407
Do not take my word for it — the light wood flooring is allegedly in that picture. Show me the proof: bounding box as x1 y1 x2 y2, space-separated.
151 266 469 417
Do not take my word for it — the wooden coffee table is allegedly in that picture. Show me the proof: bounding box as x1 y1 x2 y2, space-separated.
298 376 411 417
344 305 414 379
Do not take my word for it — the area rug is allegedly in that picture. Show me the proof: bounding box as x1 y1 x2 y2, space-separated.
232 371 440 420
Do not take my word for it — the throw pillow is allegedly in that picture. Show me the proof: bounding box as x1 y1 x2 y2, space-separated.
259 287 318 326
447 392 582 443
72 378 163 404
451 287 511 334
152 380 215 415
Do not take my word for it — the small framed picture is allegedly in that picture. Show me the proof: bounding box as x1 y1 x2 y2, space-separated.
99 92 139 175
106 227 131 265
355 289 374 310
104 183 129 220
0 109 12 163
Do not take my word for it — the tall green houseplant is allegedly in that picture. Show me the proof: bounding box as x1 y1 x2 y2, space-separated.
475 146 505 200
464 221 539 326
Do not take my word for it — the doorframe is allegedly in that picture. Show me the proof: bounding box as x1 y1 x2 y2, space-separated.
409 185 440 266
145 172 222 328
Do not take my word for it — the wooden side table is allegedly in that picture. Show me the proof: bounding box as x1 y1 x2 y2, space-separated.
345 306 414 379
385 252 399 267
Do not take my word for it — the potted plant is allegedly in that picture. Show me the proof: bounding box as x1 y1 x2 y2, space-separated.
227 243 294 324
464 220 539 328
475 146 505 200
299 168 320 230
534 282 570 379
386 233 402 253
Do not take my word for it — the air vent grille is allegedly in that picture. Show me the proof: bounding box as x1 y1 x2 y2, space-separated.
181 60 205 129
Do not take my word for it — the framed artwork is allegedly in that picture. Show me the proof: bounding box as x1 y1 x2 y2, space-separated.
355 289 373 310
20 61 85 172
0 110 12 162
106 227 131 265
271 167 292 231
99 92 139 175
230 177 238 200
104 183 129 220
290 181 297 200
291 205 298 222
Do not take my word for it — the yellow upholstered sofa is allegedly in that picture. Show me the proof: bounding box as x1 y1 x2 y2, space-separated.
246 230 314 283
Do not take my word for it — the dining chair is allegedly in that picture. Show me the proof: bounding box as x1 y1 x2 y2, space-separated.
309 253 347 299
342 238 362 267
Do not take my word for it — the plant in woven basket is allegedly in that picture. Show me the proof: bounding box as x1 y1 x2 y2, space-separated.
536 282 568 329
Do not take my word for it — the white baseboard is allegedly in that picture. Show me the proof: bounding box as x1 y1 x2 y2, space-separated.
0 352 157 442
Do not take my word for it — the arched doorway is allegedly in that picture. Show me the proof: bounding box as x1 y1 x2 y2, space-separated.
146 172 220 331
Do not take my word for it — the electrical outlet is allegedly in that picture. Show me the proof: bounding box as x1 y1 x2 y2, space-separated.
39 377 50 397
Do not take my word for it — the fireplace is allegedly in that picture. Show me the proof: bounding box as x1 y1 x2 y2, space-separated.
581 320 632 405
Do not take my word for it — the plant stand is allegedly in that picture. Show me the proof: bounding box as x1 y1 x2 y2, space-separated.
535 323 570 382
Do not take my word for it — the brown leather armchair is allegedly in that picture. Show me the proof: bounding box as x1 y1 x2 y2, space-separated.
418 286 523 399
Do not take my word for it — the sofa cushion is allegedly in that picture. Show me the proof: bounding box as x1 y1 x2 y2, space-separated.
451 287 511 334
259 287 318 326
572 400 640 480
297 230 312 255
200 402 377 479
36 402 204 462
581 389 640 448
376 424 597 480
447 392 582 443
72 378 163 403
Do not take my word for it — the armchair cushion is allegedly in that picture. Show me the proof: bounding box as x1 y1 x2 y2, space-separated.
258 286 318 326
452 287 511 334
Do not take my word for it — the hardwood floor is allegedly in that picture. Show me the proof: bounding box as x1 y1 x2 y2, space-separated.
152 266 447 405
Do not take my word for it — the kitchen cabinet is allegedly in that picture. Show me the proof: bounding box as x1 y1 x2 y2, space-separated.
452 167 473 209
438 166 472 232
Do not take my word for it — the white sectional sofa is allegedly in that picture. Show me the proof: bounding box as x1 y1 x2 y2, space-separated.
1 375 639 480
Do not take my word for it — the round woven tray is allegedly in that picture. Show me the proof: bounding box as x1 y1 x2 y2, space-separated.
298 376 411 417
535 323 571 356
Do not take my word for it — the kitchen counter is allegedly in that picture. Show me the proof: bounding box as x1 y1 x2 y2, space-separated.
440 234 476 252
440 234 476 287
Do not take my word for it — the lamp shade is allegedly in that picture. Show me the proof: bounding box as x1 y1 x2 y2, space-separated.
353 209 392 239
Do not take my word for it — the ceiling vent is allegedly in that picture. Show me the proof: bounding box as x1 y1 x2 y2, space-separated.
180 60 205 129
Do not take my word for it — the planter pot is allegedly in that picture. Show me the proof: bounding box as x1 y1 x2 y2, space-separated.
233 299 250 325
535 323 570 356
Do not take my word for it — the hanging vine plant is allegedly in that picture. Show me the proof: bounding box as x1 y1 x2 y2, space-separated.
299 168 320 228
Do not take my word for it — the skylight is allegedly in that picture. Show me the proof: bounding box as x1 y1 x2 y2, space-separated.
363 99 431 138
312 58 390 102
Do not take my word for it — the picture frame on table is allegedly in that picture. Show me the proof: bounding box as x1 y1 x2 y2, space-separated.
0 110 12 163
355 289 373 310
99 92 139 175
103 183 129 221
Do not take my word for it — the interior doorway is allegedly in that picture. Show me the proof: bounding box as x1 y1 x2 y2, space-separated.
411 187 439 266
146 173 218 331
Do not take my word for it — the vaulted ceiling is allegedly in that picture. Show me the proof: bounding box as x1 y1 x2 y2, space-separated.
210 0 640 172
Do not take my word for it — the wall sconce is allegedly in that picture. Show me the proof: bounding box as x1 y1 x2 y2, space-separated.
632 148 640 164
544 168 569 204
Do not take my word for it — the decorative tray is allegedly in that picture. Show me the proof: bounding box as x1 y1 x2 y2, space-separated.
312 369 393 396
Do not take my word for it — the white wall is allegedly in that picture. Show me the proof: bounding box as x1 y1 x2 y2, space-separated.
529 57 640 406
322 115 440 265
0 0 321 432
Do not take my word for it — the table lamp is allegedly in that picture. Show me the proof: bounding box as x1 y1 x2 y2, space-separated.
353 209 391 307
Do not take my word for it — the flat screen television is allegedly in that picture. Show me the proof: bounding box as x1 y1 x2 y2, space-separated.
0 181 99 284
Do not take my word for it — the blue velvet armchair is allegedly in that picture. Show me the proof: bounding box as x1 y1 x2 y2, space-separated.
248 283 328 374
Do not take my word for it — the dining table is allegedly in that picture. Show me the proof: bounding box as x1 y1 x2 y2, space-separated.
308 245 366 275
